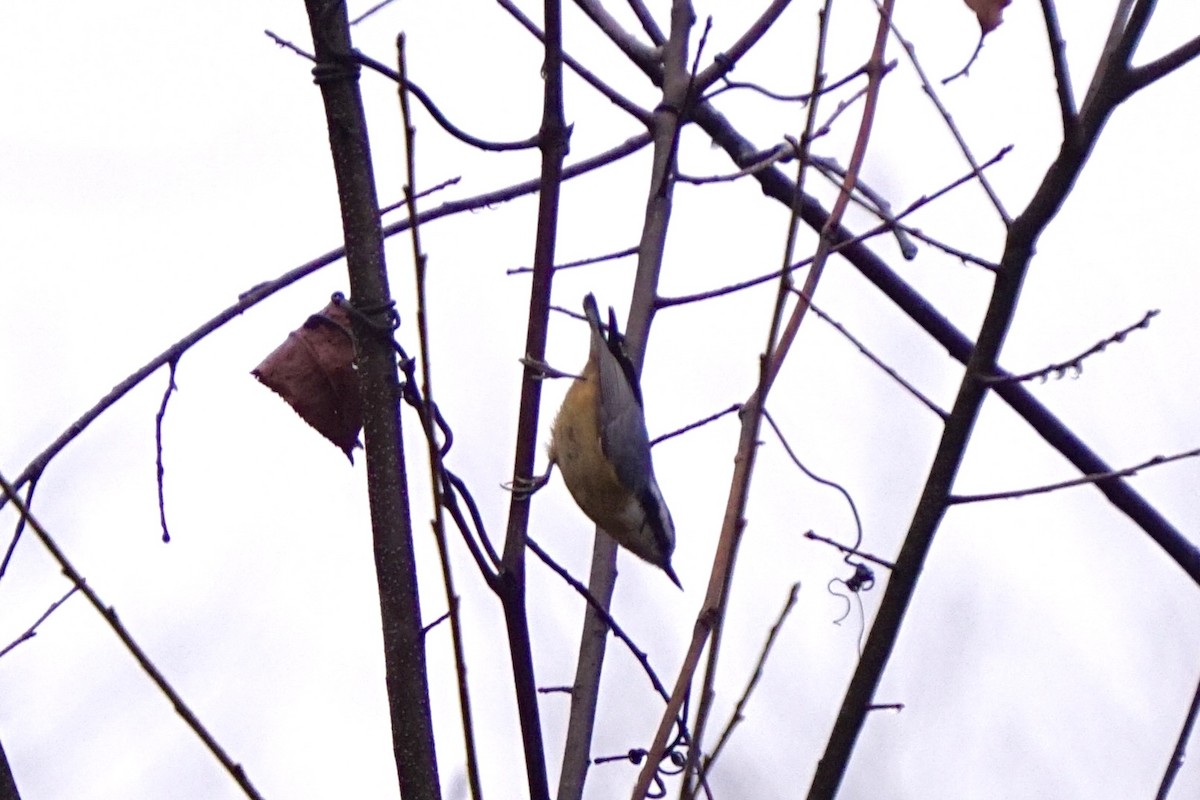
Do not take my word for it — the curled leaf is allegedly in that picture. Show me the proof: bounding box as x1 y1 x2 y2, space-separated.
964 0 1012 34
253 300 362 461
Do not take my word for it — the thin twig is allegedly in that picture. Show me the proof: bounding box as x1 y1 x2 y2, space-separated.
356 48 541 151
761 409 865 554
694 0 793 91
266 29 540 152
0 471 265 800
349 0 400 26
660 145 1010 308
1156 664 1200 800
506 245 638 275
814 86 870 140
941 35 986 85
421 610 451 636
526 539 673 704
984 309 1159 384
803 531 896 570
809 153 916 259
0 478 36 584
1038 0 1077 134
705 64 868 104
380 176 462 215
801 295 947 419
893 223 998 269
650 404 741 446
699 582 801 780
0 585 79 660
949 446 1200 505
879 4 1010 223
682 4 842 795
498 0 655 126
677 141 792 185
359 327 501 582
154 359 178 543
397 34 485 800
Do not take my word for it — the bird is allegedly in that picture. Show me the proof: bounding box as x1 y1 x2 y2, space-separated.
536 293 680 588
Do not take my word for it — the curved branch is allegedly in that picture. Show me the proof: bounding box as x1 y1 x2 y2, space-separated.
3 132 651 512
353 49 542 151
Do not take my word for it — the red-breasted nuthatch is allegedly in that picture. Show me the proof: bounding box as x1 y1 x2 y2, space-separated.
542 294 680 587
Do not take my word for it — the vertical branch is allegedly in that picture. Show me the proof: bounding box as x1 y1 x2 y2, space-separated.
300 3 440 798
396 35 484 800
0 732 18 800
764 0 893 392
683 6 833 797
637 2 895 796
558 5 695 800
806 7 1163 798
1156 665 1200 800
500 0 570 798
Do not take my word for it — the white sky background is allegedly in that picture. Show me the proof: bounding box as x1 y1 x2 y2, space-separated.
2 1 1199 798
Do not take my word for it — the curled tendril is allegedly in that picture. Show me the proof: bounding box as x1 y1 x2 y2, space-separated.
593 716 695 796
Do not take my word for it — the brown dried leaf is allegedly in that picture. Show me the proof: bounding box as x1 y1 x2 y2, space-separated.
964 0 1012 34
253 300 362 462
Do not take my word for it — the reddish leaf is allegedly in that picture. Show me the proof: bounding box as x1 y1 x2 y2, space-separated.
253 301 362 461
964 0 1012 34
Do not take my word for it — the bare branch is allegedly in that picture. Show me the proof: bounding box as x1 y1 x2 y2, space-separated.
498 0 655 126
154 359 178 544
3 132 652 517
676 67 1199 600
1156 664 1200 800
650 403 742 446
358 48 543 151
809 0 1199 791
396 34 485 800
809 153 917 259
380 175 462 215
302 3 442 794
661 145 1011 308
0 478 35 585
801 296 948 419
699 583 801 781
879 3 1010 223
984 309 1159 385
0 472 265 800
949 446 1200 505
626 0 665 45
893 223 998 269
526 539 673 704
268 28 541 151
1126 34 1200 95
0 586 78 660
694 0 793 90
707 60 874 107
803 531 896 571
1038 0 1077 132
506 245 638 275
349 0 400 26
496 0 572 794
762 408 865 554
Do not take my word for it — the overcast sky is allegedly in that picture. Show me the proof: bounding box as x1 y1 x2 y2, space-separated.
3 2 1200 799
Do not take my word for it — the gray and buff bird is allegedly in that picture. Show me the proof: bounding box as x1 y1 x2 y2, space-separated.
541 294 680 588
